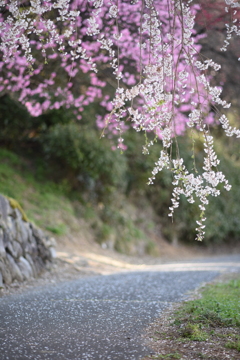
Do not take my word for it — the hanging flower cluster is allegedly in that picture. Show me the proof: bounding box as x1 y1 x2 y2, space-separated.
0 0 240 241
0 0 82 65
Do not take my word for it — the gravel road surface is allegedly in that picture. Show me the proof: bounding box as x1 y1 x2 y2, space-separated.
0 255 240 360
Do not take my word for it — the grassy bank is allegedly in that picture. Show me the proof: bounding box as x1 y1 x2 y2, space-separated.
0 148 78 235
0 148 161 255
143 274 240 360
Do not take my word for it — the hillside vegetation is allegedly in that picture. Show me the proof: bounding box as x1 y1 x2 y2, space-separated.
0 95 240 252
0 147 162 255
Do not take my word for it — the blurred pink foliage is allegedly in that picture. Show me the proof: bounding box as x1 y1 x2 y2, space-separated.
0 0 213 137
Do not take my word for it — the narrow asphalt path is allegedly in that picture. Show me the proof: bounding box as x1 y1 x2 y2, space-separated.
0 255 240 360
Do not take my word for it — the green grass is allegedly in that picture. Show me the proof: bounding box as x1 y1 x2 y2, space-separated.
180 323 208 341
0 148 76 233
225 340 240 352
142 276 240 360
173 276 240 350
45 224 68 236
175 277 240 329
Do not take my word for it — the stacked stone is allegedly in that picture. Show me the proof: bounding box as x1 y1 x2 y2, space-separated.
0 195 56 287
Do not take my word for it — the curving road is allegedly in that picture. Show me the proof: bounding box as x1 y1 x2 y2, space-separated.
0 255 240 360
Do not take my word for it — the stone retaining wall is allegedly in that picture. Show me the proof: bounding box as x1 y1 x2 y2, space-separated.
0 195 56 287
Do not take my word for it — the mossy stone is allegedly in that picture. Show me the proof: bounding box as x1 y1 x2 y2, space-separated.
6 196 28 222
